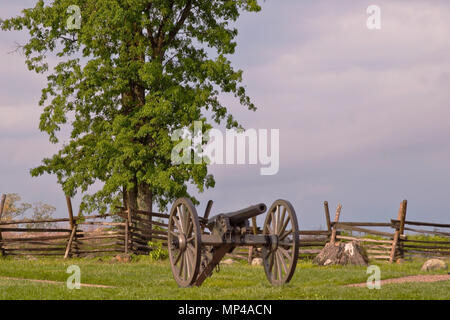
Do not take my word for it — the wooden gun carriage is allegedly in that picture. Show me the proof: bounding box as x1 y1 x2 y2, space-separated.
167 198 299 287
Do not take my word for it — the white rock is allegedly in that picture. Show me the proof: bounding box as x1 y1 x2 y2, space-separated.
421 259 448 271
221 258 235 265
344 243 355 256
251 258 263 266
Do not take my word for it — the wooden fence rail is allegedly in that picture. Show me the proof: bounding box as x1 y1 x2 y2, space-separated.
0 194 171 258
400 219 450 258
0 193 448 263
329 201 406 262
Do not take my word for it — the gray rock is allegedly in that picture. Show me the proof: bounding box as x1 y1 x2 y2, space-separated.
314 241 369 266
221 258 235 265
251 258 263 266
113 254 132 263
421 259 447 271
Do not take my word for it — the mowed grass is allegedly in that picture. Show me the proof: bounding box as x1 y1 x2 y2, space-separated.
0 256 448 300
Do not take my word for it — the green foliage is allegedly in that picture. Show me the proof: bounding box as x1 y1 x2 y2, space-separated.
1 0 262 213
340 231 450 243
148 240 169 261
0 194 56 227
0 258 448 299
406 233 449 242
26 202 57 229
148 219 169 260
153 219 166 232
1 194 32 221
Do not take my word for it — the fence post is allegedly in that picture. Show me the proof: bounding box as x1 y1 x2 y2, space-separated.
247 246 253 264
64 196 77 258
64 226 77 259
247 214 259 265
250 215 258 263
330 204 342 244
398 200 407 259
66 196 75 229
251 217 258 235
324 201 332 235
125 218 129 254
202 200 214 233
389 200 407 263
72 207 83 257
0 194 6 221
148 211 153 246
127 208 132 254
0 194 6 255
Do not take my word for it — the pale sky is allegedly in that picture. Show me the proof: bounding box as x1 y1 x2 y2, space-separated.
1 0 450 228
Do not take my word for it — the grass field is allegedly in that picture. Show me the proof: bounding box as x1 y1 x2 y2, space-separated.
0 256 448 300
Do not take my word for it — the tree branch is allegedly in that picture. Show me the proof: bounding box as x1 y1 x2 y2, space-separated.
164 0 193 47
59 35 78 44
156 0 175 49
145 2 157 50
7 42 25 55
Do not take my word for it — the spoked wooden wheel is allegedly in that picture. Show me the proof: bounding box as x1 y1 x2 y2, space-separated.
168 198 201 287
262 199 299 286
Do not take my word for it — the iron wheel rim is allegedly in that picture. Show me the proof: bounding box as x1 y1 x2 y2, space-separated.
168 198 201 287
262 199 299 286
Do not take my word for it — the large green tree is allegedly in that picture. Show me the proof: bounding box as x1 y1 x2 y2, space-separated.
1 0 261 214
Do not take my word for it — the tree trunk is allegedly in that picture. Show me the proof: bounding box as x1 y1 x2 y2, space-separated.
122 186 128 211
126 186 138 211
124 182 153 255
314 241 369 266
124 184 152 212
137 183 152 213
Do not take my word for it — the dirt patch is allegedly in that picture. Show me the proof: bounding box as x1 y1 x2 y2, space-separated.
0 276 115 288
347 274 450 287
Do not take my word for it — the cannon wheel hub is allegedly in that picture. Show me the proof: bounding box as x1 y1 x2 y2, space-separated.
178 234 187 251
270 234 279 251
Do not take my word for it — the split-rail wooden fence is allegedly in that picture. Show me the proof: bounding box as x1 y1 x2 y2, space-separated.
0 195 168 258
327 200 449 262
0 194 448 263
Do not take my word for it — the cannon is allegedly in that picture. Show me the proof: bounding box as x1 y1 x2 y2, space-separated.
167 198 299 287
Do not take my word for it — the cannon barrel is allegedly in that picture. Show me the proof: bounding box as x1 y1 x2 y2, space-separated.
215 203 267 225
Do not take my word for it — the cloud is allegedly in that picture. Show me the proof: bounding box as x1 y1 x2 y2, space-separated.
0 104 41 134
1 1 450 227
230 0 450 166
193 0 450 227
